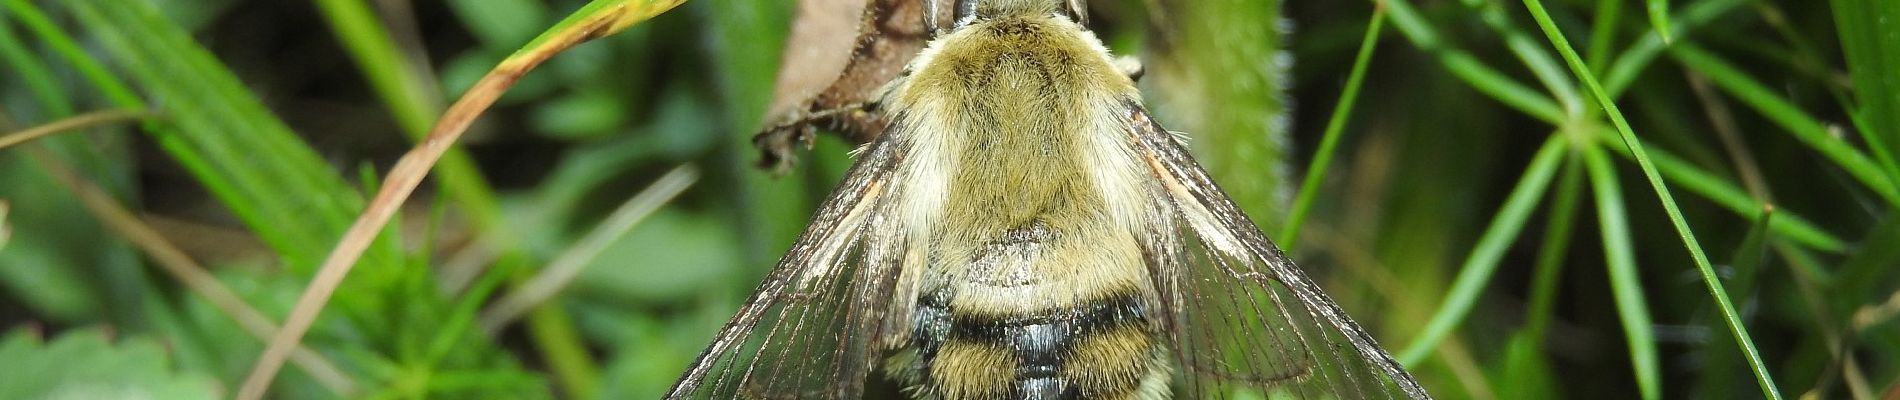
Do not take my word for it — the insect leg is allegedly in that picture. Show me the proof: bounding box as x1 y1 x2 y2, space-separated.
752 101 886 173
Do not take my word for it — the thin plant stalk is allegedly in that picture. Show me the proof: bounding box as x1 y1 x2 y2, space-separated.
0 108 148 150
1284 7 1385 249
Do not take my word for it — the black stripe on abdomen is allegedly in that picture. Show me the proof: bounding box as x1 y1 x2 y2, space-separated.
911 291 1150 399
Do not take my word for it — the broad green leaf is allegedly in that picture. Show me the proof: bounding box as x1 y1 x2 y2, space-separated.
0 328 221 400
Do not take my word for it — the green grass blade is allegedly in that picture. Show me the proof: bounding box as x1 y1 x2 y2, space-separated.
1830 0 1900 186
1602 0 1748 96
1457 0 1583 115
0 0 141 109
1584 0 1621 70
1518 1 1782 397
312 2 582 388
0 15 73 118
245 1 687 397
1581 145 1661 400
1397 135 1567 364
309 10 517 280
1648 0 1672 43
1672 44 1900 206
1524 154 1584 342
1729 208 1773 291
1596 134 1845 251
1283 8 1385 249
312 0 441 137
517 0 677 59
1379 0 1566 123
1695 205 1774 397
312 0 514 235
37 0 400 272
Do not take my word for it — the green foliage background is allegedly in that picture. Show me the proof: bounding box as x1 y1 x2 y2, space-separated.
0 0 1895 398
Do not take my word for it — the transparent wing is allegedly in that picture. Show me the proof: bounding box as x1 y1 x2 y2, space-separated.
667 137 908 400
1124 102 1432 400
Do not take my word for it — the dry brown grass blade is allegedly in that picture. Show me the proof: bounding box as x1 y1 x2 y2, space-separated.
0 108 148 150
235 2 684 398
1854 290 1900 331
23 147 358 396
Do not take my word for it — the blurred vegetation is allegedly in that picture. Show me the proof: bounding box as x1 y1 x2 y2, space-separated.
0 0 1895 399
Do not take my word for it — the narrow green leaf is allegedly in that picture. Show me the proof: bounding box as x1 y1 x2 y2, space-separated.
1729 208 1774 291
1 6 173 338
1494 333 1559 399
1672 44 1899 206
1695 206 1773 399
312 0 441 137
1519 1 1782 397
1398 135 1567 364
1830 0 1900 186
516 0 682 60
1597 134 1845 252
403 1 692 394
1524 154 1584 342
313 0 512 237
311 2 581 391
1582 145 1661 400
1602 0 1748 96
42 0 401 272
1379 0 1566 123
1648 0 1673 43
0 0 141 108
0 15 73 117
1284 9 1385 249
1455 0 1583 115
1584 0 1622 70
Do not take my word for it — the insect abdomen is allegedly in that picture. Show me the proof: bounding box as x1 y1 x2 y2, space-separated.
881 8 1172 400
899 291 1167 399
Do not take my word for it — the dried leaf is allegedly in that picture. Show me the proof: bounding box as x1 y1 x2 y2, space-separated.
755 0 944 171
